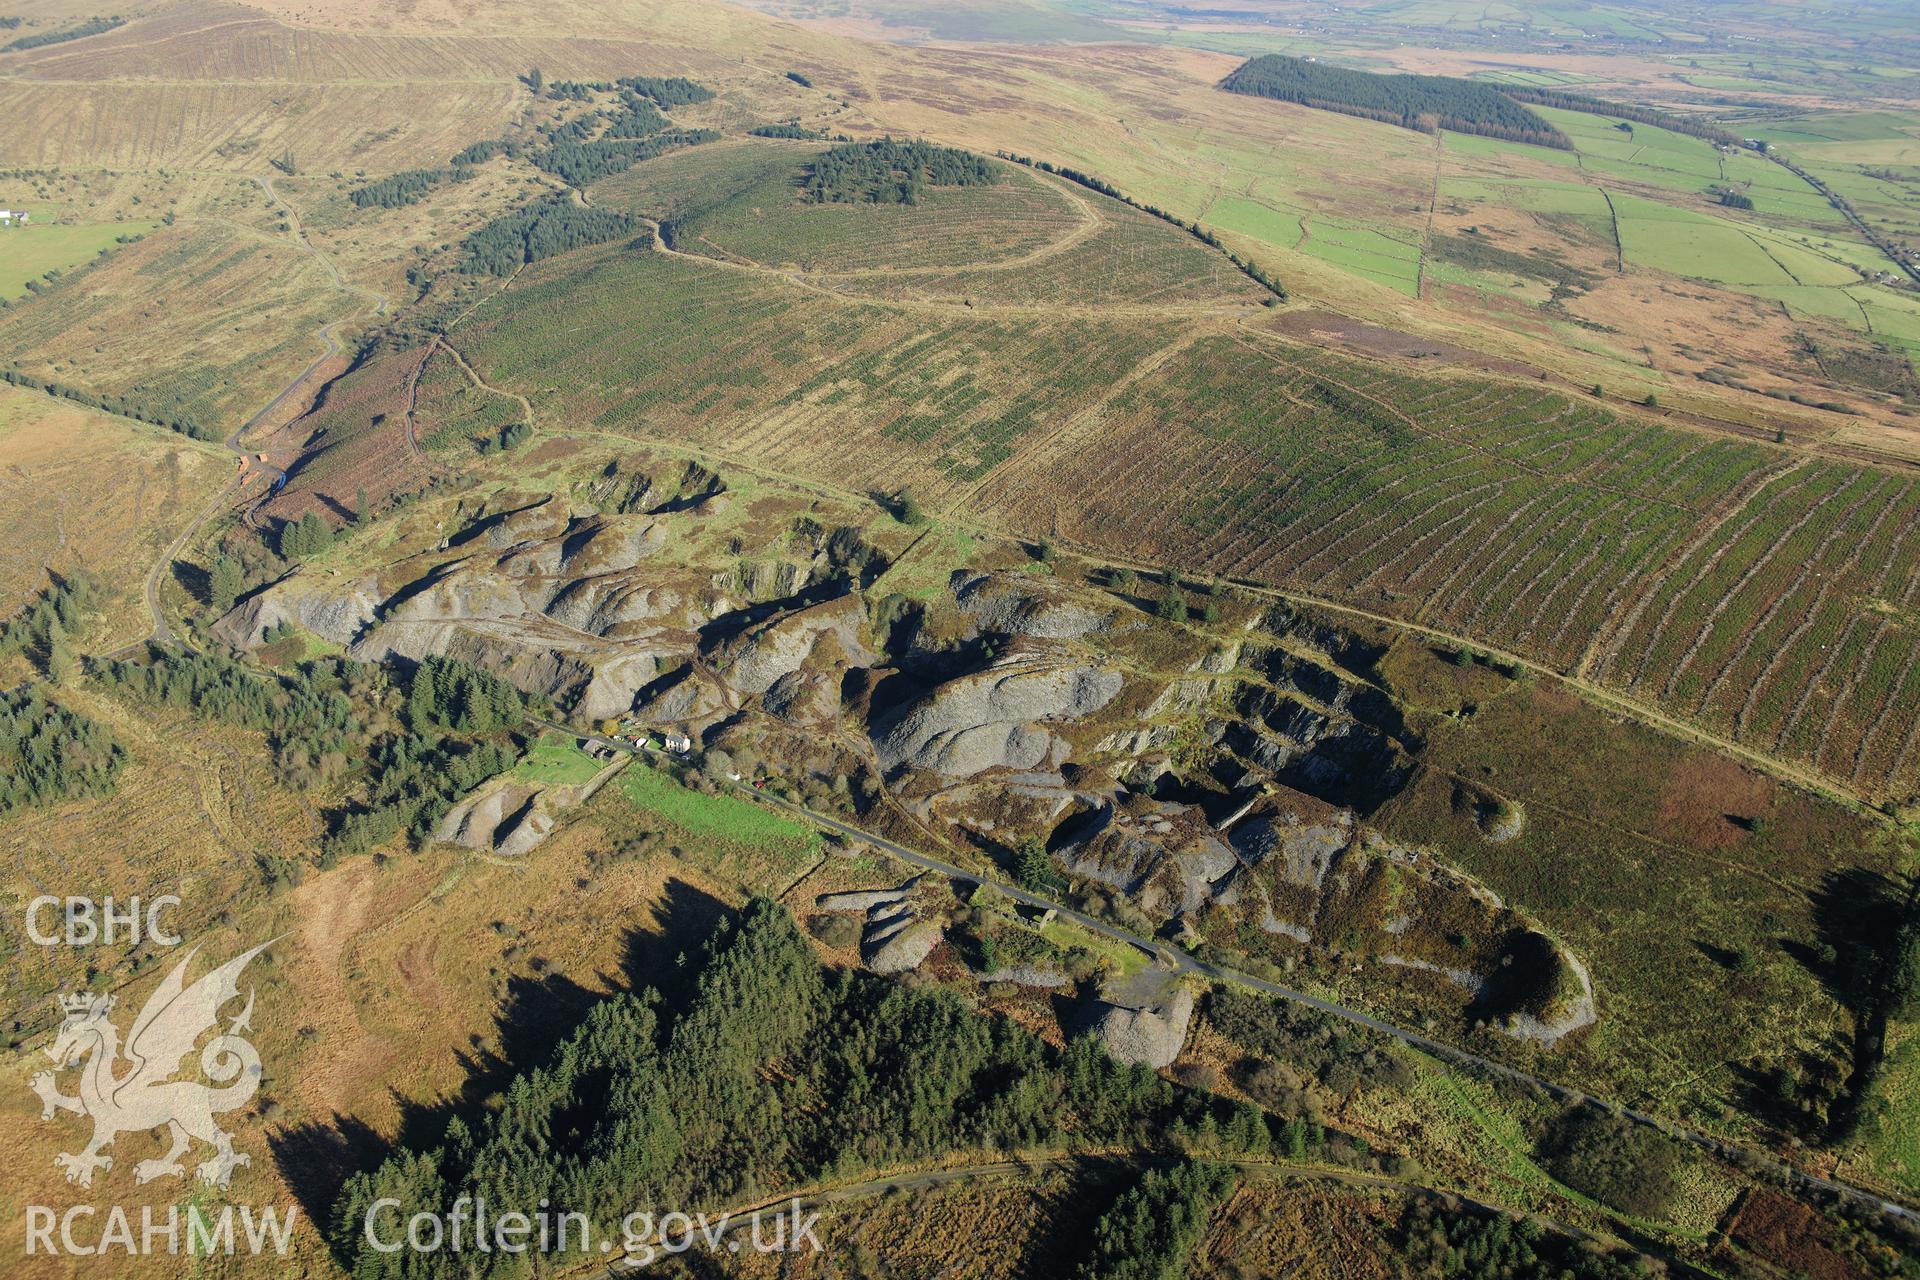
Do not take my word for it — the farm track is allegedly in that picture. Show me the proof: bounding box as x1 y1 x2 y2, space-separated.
629 214 1248 322
568 1151 1619 1279
400 336 442 475
437 338 534 429
98 171 388 657
782 168 1107 281
1599 187 1626 272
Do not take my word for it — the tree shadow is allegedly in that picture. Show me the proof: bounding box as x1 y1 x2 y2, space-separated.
170 559 212 607
619 877 735 1014
1803 867 1905 1009
1694 940 1742 970
267 1111 390 1239
316 492 358 525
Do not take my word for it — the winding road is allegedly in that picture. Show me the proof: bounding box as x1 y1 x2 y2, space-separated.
556 720 1915 1227
99 175 389 658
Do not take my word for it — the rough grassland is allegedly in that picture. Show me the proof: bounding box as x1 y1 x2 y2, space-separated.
0 220 350 430
457 241 1188 491
1372 675 1896 1136
828 199 1269 307
256 346 433 527
668 155 1086 273
0 384 228 649
413 343 523 455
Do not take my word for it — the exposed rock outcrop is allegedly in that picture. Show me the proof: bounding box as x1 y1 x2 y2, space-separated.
816 877 921 913
432 752 625 858
816 877 944 974
212 575 382 650
1081 989 1195 1068
1057 802 1241 919
866 919 943 974
978 966 1069 988
873 649 1122 778
953 571 1110 640
714 593 868 697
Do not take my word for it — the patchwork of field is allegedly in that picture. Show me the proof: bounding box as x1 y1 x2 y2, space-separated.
1431 103 1919 359
2 0 1905 442
1297 217 1423 296
822 34 1916 434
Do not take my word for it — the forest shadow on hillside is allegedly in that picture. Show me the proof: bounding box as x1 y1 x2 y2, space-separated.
269 876 731 1235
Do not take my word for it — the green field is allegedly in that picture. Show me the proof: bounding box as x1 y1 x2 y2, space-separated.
513 733 608 786
1427 101 1915 346
1610 194 1859 287
1299 217 1422 295
1859 1020 1920 1193
1203 195 1304 248
0 220 150 298
617 760 820 854
1468 68 1601 88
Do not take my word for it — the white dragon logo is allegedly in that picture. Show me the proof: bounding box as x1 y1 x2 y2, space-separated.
31 940 272 1189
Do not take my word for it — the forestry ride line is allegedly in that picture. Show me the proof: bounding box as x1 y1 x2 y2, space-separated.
548 720 1916 1227
505 412 1874 816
